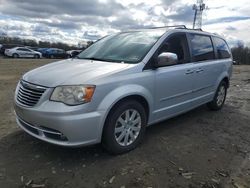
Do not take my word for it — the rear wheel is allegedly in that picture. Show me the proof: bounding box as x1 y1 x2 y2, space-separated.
12 53 19 58
207 81 227 111
34 54 40 59
102 100 147 154
50 54 54 59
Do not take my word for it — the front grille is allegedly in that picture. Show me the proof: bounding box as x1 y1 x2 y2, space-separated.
17 80 46 107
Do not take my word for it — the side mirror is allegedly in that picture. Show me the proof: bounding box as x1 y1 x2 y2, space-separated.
157 52 178 67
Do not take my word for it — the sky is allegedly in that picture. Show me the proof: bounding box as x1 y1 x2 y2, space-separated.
0 0 249 47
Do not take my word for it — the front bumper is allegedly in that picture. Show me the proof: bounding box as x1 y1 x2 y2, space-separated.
4 52 12 57
14 101 105 147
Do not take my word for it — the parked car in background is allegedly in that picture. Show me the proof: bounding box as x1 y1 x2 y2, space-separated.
5 47 42 58
26 46 40 52
0 44 2 56
0 44 24 55
66 50 82 58
43 48 68 59
36 48 50 56
233 60 239 65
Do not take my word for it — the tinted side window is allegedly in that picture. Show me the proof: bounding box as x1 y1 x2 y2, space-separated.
213 37 231 59
18 48 30 51
58 50 65 54
190 34 214 62
17 48 26 51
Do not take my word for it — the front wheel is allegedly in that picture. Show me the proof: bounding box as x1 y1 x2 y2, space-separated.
207 81 227 111
12 53 19 58
102 100 147 154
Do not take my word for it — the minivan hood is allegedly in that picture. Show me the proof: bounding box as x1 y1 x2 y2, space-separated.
22 59 132 87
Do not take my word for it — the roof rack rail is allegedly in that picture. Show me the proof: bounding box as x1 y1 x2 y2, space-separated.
125 25 206 33
184 28 203 31
148 25 187 29
148 26 205 32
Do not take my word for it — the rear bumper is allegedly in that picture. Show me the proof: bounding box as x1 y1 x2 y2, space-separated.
14 101 105 147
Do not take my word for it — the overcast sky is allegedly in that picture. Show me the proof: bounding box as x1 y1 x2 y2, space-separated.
0 0 249 46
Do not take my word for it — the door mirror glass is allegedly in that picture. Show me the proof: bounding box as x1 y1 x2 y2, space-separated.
157 52 178 67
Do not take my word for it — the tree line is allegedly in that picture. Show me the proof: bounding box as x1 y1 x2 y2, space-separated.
231 47 250 65
0 36 81 50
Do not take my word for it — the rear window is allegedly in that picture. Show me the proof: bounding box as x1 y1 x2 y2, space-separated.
190 34 215 62
213 37 231 59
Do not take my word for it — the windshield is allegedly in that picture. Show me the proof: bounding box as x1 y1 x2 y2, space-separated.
78 30 166 64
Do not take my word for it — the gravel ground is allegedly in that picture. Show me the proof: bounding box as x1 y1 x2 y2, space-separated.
0 58 250 188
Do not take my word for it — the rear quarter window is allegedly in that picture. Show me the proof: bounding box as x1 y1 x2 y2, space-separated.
213 37 231 59
189 34 215 62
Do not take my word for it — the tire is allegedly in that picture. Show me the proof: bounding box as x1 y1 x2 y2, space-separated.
102 100 147 154
207 81 227 111
50 55 54 59
34 54 40 59
12 53 19 58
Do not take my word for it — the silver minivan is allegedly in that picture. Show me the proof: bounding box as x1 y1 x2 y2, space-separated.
14 26 233 154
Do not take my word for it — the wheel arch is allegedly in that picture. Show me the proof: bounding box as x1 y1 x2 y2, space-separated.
12 53 19 57
215 71 230 91
106 95 150 121
35 54 40 58
207 76 229 111
100 94 151 141
101 94 149 153
221 77 229 88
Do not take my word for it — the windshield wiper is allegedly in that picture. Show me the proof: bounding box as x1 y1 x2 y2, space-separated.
82 57 106 61
79 57 120 63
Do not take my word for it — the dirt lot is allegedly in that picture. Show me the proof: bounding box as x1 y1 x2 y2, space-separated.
0 58 250 188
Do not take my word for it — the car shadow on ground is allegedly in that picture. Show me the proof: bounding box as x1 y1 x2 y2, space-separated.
0 104 213 159
1 103 249 188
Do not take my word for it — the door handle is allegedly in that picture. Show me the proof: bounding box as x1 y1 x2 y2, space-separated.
196 68 204 73
185 70 194 75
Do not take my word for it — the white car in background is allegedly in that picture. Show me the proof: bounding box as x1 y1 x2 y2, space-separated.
5 47 42 58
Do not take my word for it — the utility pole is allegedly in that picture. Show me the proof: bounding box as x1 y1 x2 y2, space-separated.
192 0 206 29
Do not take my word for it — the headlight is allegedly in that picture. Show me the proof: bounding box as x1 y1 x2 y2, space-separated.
50 85 95 105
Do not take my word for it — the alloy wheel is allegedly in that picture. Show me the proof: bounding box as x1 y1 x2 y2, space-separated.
114 109 141 146
216 85 226 106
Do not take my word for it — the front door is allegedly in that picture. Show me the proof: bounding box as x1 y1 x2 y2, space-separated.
153 33 196 121
154 63 196 121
